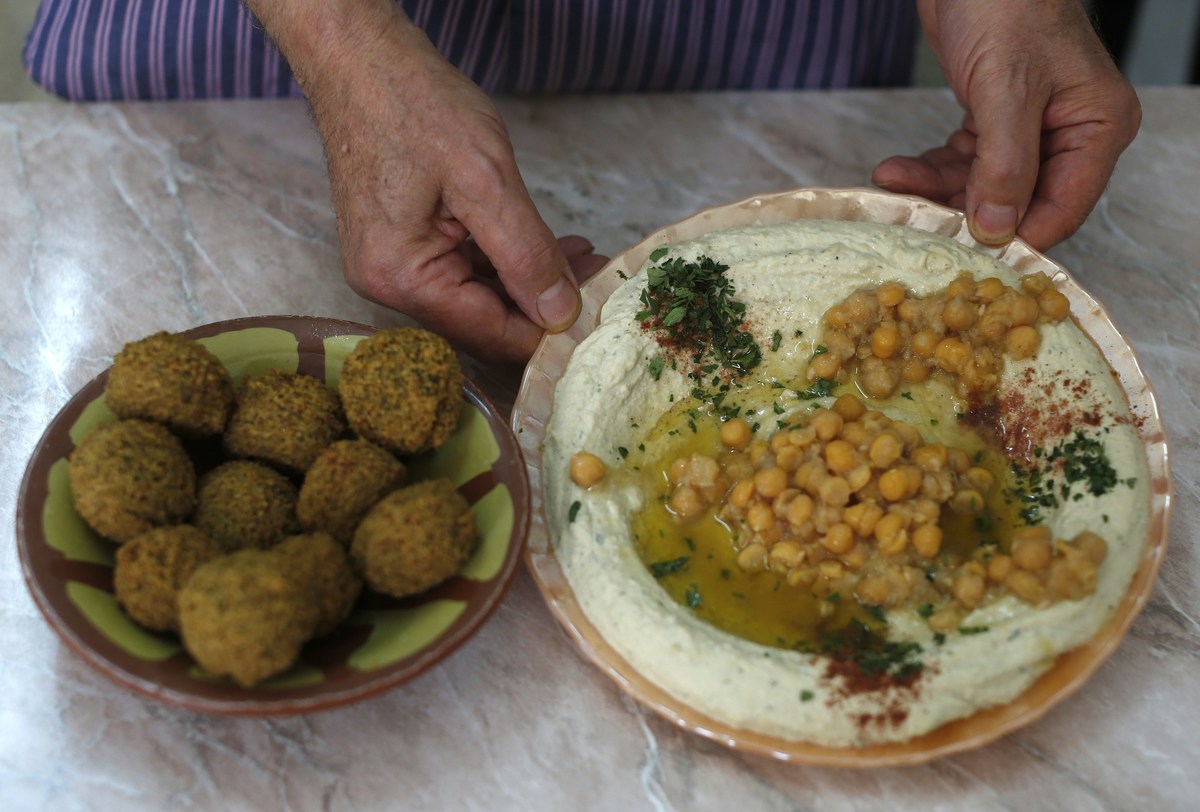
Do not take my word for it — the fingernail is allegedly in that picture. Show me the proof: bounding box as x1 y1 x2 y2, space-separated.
536 274 581 333
973 203 1017 245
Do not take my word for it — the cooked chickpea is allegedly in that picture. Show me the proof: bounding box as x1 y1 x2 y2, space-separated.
869 432 902 469
771 488 800 516
943 296 978 331
818 476 851 507
832 394 866 421
811 409 844 441
1038 288 1070 322
1005 325 1041 360
668 456 689 483
946 274 976 299
570 451 607 487
669 485 705 521
901 358 931 382
856 576 892 606
1007 293 1040 327
787 567 818 587
846 463 873 492
720 417 751 450
753 465 792 496
875 513 908 555
976 277 1006 302
911 329 938 357
965 466 995 492
859 356 901 399
746 502 776 532
871 322 900 358
748 440 770 466
824 440 858 474
953 572 986 608
1012 534 1053 571
1073 531 1109 564
788 425 817 447
808 352 842 380
934 337 971 373
770 432 791 453
729 478 756 509
769 541 804 570
840 422 871 448
949 489 985 515
1006 569 1045 604
987 554 1014 583
912 443 948 473
877 281 907 307
878 468 909 502
737 543 769 573
821 523 855 555
775 445 801 472
818 560 845 580
785 492 815 527
911 524 943 558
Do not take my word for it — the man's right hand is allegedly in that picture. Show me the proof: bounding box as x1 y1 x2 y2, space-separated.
247 0 608 363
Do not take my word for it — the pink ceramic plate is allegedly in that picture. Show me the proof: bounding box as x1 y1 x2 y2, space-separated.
511 187 1172 767
18 316 529 715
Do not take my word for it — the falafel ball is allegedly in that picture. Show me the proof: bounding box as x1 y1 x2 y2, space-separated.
297 440 406 545
351 479 475 598
338 328 463 455
223 369 345 472
113 525 222 632
193 460 301 552
105 331 235 437
274 532 363 637
178 549 319 687
69 419 197 543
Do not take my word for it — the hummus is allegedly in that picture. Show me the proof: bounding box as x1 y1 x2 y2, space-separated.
543 220 1149 746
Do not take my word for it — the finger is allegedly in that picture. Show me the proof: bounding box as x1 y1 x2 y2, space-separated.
963 78 1050 246
1015 141 1116 250
557 234 597 261
449 160 581 335
462 233 597 278
408 253 546 363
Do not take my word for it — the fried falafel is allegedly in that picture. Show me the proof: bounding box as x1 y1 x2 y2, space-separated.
351 479 475 598
105 331 235 437
193 460 300 552
338 328 462 455
113 525 222 632
297 440 406 545
274 532 363 637
223 369 345 472
68 419 197 543
178 549 320 687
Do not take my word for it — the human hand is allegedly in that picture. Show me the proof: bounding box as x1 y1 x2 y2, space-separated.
872 0 1141 250
249 0 608 363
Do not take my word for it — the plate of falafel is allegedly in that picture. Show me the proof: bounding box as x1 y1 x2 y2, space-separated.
16 316 529 715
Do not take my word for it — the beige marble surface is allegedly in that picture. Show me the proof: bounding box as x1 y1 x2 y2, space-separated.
1 88 1196 811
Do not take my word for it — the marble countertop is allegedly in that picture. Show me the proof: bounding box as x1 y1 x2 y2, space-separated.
1 88 1196 811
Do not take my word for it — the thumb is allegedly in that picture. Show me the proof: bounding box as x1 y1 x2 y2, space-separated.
451 169 581 334
963 75 1049 246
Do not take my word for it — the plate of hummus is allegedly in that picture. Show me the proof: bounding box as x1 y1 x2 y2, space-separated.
511 187 1172 766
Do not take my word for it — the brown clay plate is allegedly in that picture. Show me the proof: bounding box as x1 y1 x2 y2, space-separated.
17 316 529 715
511 187 1172 766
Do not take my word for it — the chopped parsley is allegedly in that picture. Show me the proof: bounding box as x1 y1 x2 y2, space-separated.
685 583 703 608
819 620 923 682
798 378 837 400
1008 429 1124 524
648 246 669 262
568 501 581 523
957 626 990 635
800 690 815 702
649 556 690 578
647 355 664 380
771 330 783 352
917 603 935 618
636 254 762 377
812 345 828 356
900 391 914 400
617 446 629 459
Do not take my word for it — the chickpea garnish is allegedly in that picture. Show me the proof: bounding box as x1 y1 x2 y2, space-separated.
570 451 606 488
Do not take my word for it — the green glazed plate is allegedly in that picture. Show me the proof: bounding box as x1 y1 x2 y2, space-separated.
17 316 529 715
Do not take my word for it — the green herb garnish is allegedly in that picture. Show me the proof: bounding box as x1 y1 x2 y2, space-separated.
800 690 814 702
647 355 664 380
771 330 783 351
957 626 990 635
798 378 836 400
685 584 702 608
649 556 690 578
649 246 669 262
568 501 581 523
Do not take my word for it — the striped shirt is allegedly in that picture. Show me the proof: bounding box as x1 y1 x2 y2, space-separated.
23 1 918 100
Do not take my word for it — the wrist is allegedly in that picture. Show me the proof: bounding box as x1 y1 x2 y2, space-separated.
245 0 420 97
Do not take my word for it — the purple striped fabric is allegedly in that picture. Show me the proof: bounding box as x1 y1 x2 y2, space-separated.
23 0 918 101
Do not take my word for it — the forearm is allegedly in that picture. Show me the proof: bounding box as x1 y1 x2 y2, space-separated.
242 0 424 99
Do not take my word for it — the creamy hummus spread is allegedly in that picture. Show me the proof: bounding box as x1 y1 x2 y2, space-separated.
543 220 1149 746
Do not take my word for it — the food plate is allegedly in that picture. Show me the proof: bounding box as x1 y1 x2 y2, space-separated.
511 187 1172 766
17 315 529 715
